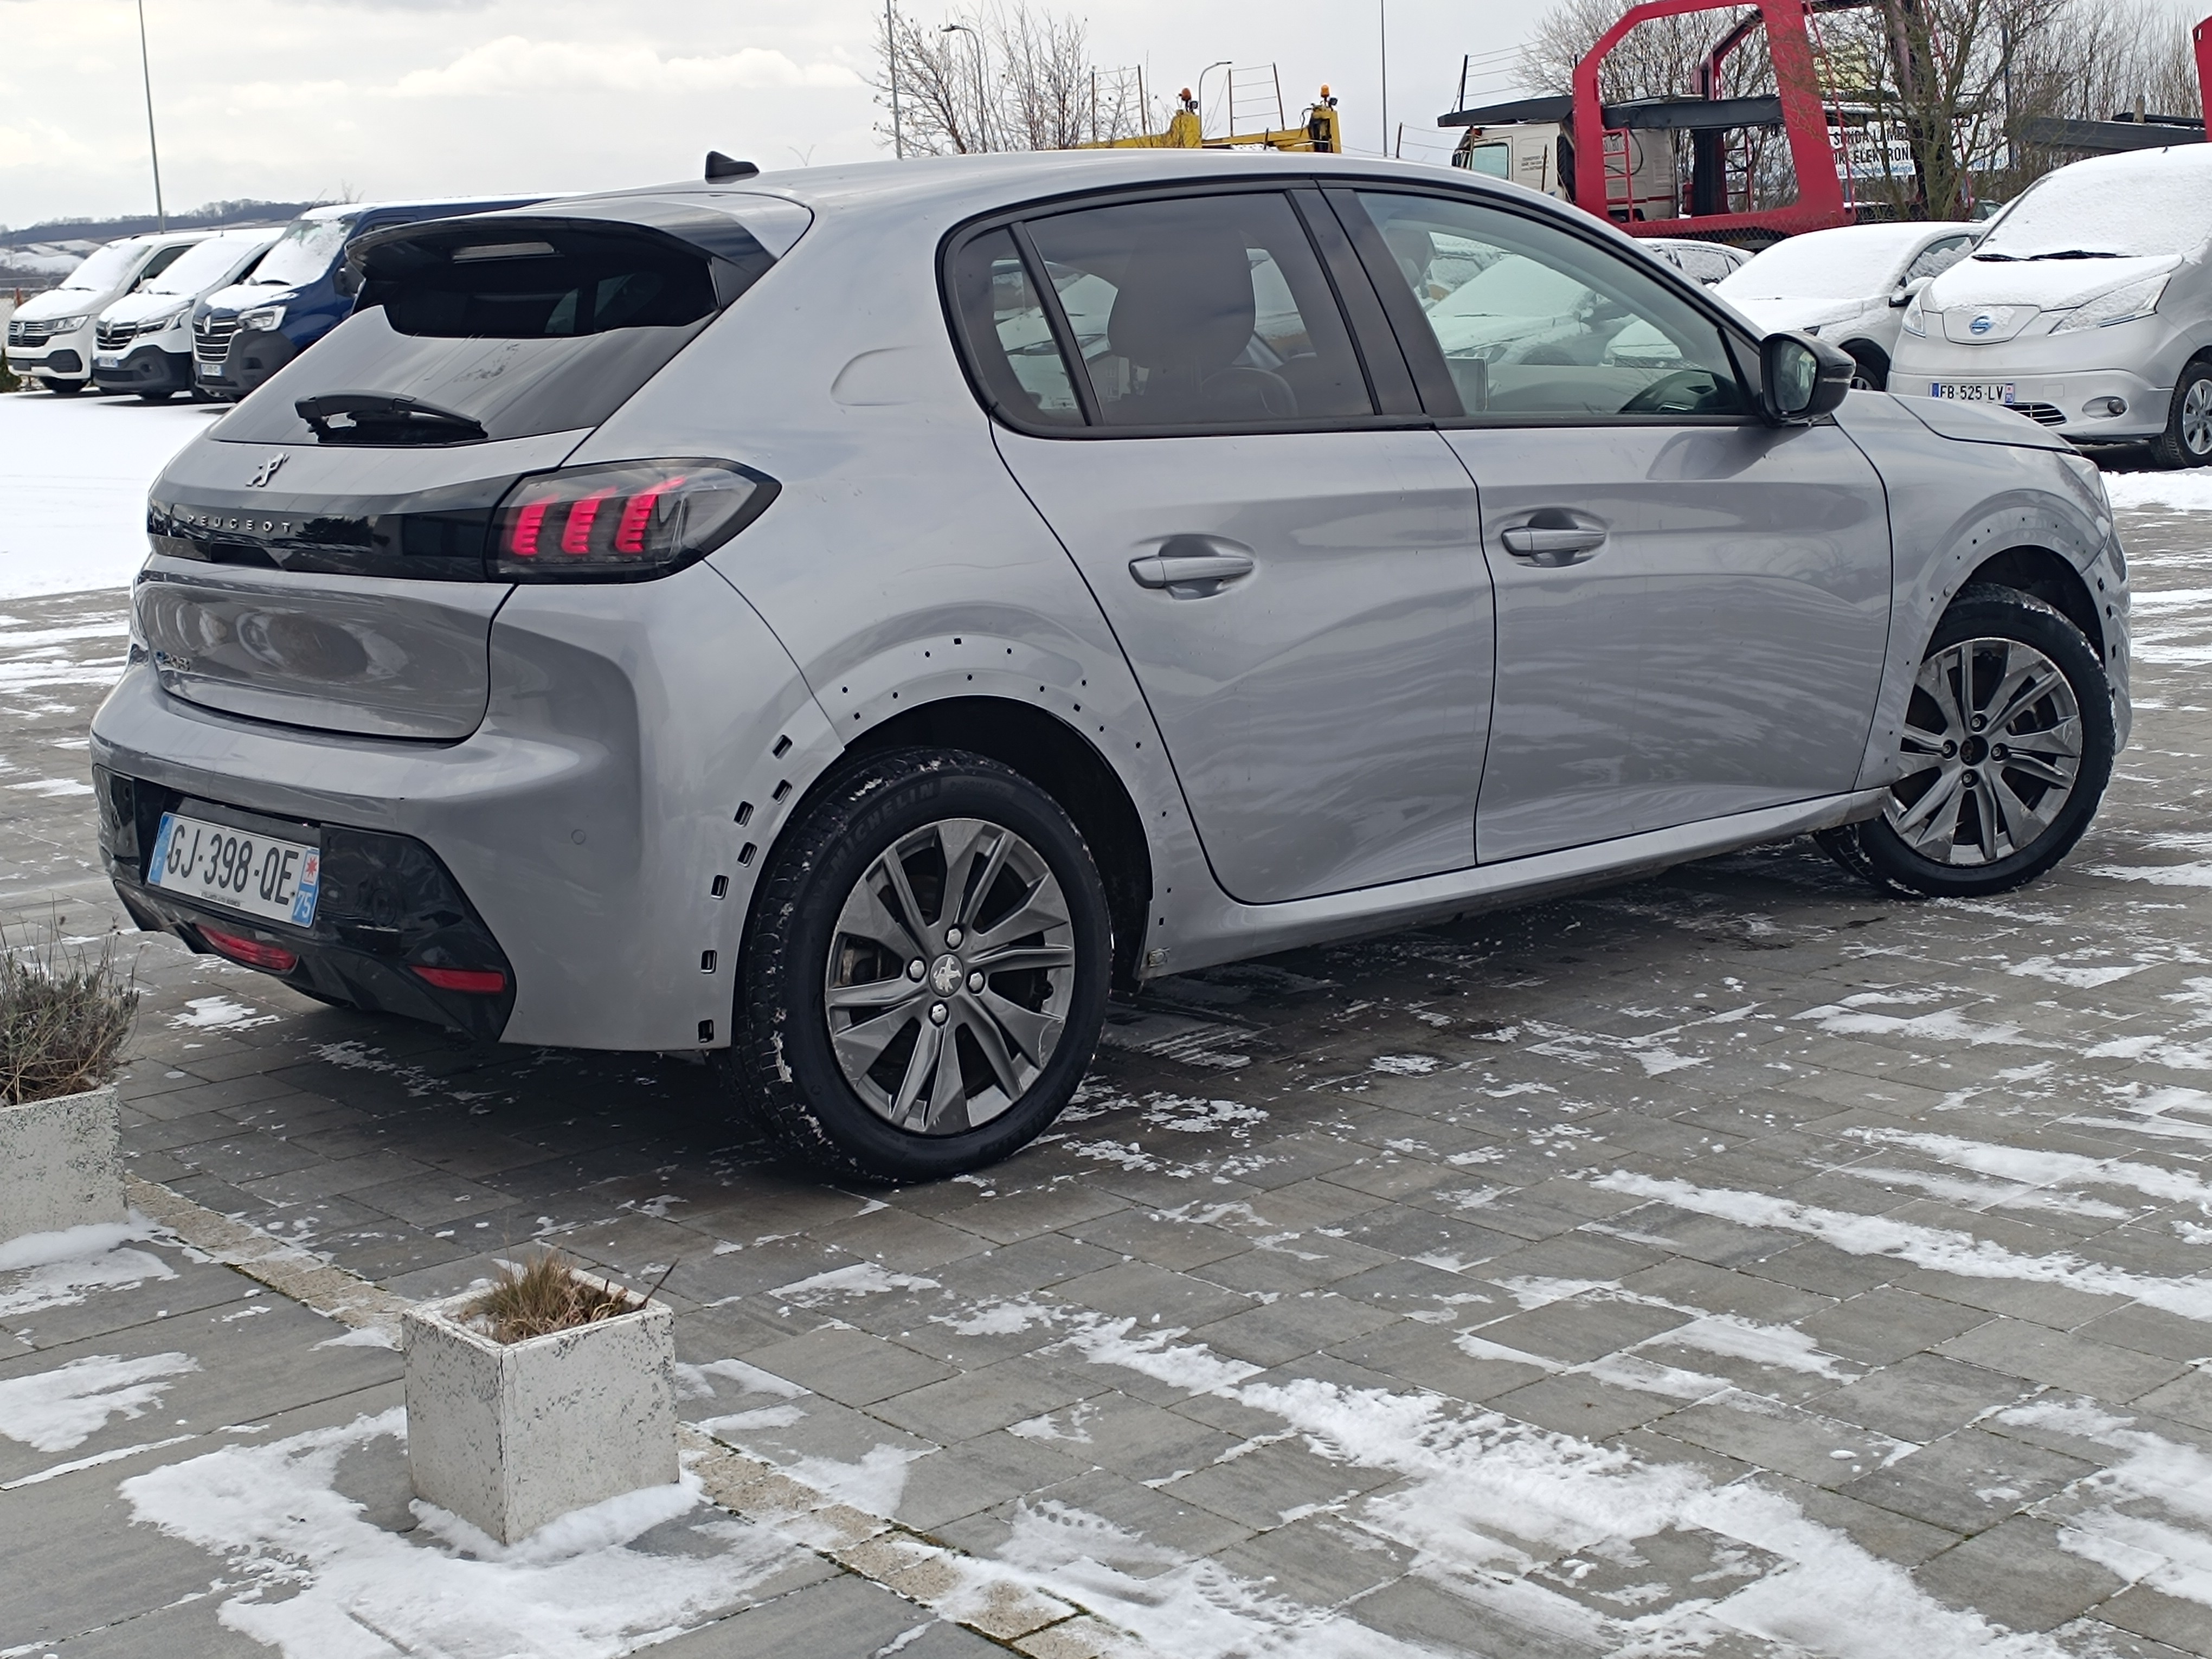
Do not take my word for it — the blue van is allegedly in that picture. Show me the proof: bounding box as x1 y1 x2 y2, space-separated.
191 196 548 400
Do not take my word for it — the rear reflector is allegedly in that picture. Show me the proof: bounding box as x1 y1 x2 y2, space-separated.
411 965 507 994
198 922 299 973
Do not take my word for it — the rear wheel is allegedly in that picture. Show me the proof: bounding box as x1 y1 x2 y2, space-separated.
2153 358 2212 469
40 378 82 396
725 748 1111 1181
1816 584 2113 898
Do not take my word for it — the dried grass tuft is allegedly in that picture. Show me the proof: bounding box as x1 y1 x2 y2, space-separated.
466 1249 640 1343
2 923 139 1107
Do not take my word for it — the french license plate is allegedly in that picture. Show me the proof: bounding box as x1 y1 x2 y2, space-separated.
198 362 221 379
94 353 120 369
147 812 319 928
1930 381 2016 404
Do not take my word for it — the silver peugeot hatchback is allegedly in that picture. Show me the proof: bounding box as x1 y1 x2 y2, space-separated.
91 152 2131 1179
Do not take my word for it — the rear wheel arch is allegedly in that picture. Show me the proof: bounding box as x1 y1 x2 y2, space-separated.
792 696 1153 993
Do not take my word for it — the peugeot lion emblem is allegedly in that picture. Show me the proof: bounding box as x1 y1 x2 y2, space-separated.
248 453 288 488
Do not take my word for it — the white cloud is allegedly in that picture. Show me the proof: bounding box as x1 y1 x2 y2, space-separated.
390 36 860 99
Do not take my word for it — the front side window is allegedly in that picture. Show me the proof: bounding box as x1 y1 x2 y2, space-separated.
1462 142 1513 179
1017 192 1374 429
1354 190 1747 421
1905 235 1973 284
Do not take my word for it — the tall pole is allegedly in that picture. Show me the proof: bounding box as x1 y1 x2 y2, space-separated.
941 22 984 153
886 0 904 157
136 0 165 229
1378 0 1390 158
1195 60 1231 139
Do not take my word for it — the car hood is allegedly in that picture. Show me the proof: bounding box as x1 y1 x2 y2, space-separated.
1924 250 2181 313
1889 390 2075 451
202 281 291 316
14 287 107 322
100 290 191 326
1721 295 1875 334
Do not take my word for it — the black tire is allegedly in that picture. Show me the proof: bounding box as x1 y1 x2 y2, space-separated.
136 387 180 403
1818 583 2114 899
724 748 1112 1181
2152 357 2212 469
1842 341 1889 391
41 378 82 396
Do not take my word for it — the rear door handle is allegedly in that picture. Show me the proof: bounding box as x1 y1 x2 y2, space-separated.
1499 523 1607 565
1129 542 1256 597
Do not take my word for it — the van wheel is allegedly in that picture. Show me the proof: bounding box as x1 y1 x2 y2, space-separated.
136 388 180 403
725 748 1111 1181
41 379 82 396
2153 359 2212 468
1816 583 2113 898
1842 342 1889 391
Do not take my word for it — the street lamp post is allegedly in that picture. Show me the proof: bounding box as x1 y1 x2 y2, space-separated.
940 23 985 153
136 0 165 229
1378 0 1390 159
1194 59 1231 139
886 0 904 158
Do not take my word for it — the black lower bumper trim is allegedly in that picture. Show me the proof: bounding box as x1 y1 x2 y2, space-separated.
97 768 516 1042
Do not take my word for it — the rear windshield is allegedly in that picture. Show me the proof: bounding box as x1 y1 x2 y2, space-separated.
213 215 775 446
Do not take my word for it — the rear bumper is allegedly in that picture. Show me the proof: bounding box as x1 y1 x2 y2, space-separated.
97 769 517 1040
89 564 840 1051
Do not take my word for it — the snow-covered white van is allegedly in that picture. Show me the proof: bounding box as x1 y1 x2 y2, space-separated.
1892 145 2212 465
91 227 281 401
4 231 208 394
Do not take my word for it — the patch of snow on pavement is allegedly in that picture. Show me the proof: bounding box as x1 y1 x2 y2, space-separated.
0 1224 175 1320
0 1351 198 1452
120 1407 803 1658
783 1444 936 1517
1848 1129 2212 1210
169 994 281 1031
1596 1171 2212 1320
2102 470 2212 513
769 1263 940 1306
0 392 217 599
1996 1399 2212 1608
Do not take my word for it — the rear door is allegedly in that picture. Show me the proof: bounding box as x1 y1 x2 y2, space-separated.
1338 187 1893 863
954 188 1493 904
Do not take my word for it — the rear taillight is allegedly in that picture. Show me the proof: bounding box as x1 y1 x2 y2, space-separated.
411 965 507 994
491 460 777 582
198 922 299 973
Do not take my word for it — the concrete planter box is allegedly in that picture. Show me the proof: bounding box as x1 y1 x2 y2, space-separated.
403 1270 679 1544
0 1085 124 1244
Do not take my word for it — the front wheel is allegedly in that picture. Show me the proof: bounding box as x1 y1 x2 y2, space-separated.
2153 359 2212 469
725 748 1111 1181
1842 342 1889 392
1817 584 2114 899
40 378 83 396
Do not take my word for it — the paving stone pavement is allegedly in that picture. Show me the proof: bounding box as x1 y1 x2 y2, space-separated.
7 488 2212 1655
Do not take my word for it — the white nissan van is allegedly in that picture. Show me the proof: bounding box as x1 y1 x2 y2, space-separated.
1892 145 2212 465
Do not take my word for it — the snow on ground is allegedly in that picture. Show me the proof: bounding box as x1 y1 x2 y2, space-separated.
0 387 218 599
2103 468 2212 514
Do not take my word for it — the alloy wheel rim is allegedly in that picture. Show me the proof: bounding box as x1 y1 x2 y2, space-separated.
2183 379 2212 455
1885 635 2083 866
823 815 1075 1134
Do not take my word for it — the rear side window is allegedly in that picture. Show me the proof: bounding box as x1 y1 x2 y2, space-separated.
951 190 1376 433
213 216 775 446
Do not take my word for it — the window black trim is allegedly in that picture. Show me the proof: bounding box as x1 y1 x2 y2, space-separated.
1288 188 1421 417
1008 221 1099 426
1322 182 1772 429
937 178 1439 442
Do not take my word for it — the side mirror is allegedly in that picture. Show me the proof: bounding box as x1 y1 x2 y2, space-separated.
1889 275 1930 308
1761 331 1854 423
333 264 362 299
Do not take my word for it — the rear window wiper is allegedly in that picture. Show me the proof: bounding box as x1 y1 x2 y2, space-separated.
296 392 488 446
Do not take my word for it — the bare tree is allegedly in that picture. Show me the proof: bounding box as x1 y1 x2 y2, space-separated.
872 3 1154 156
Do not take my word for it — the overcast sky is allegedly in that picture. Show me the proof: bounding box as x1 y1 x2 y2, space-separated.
0 0 1542 228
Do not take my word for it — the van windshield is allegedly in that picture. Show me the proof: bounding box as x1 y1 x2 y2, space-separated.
1979 159 2212 260
143 233 266 295
58 242 143 293
247 217 356 288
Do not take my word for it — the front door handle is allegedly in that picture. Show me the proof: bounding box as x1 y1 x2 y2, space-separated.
1129 541 1256 597
1499 518 1607 565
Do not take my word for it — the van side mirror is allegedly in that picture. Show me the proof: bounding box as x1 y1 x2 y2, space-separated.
1761 331 1854 423
333 265 362 298
1889 275 1931 308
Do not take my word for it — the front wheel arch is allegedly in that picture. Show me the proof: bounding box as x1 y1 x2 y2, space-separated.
1962 544 2107 663
1840 340 1890 391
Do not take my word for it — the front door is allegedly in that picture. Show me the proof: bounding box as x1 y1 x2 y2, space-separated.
1341 187 1893 863
949 190 1494 904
